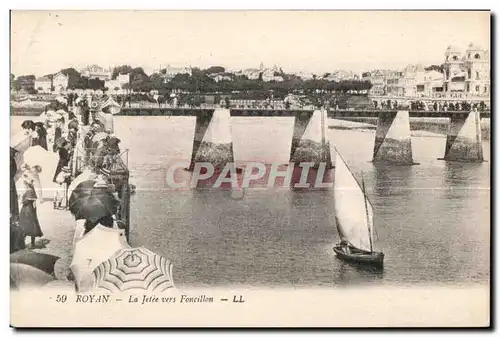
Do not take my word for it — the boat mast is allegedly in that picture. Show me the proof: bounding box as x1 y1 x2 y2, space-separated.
361 172 373 252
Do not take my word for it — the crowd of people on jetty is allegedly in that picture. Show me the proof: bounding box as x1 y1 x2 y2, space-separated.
373 98 488 111
10 93 128 254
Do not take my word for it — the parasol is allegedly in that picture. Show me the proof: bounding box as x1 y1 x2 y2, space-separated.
10 263 56 291
101 97 121 115
68 180 120 223
21 145 59 195
92 247 175 293
22 145 58 175
10 250 60 276
56 109 67 117
70 225 130 292
92 132 109 143
42 280 76 292
67 169 98 197
45 110 60 122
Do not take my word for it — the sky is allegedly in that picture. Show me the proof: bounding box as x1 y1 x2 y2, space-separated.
10 10 490 77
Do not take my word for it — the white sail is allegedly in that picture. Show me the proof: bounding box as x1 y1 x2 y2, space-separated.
333 149 374 252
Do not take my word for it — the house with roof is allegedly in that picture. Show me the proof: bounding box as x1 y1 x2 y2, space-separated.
81 64 112 81
52 72 69 92
424 70 445 96
34 76 52 93
162 65 192 80
208 73 233 83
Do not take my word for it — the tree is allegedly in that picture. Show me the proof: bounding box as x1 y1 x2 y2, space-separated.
425 64 444 73
86 78 105 90
13 75 36 92
129 67 150 91
60 67 83 89
112 65 134 79
205 66 225 74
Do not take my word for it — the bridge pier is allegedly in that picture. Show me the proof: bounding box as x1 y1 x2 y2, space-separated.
372 110 416 166
289 109 333 168
189 108 234 170
440 110 484 162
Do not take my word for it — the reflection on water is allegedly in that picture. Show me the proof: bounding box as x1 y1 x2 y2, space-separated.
11 116 490 287
332 262 385 287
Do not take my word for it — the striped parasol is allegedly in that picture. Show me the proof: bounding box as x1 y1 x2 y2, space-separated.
92 247 174 293
99 96 121 115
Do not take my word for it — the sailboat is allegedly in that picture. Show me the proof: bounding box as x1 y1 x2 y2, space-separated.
332 148 384 268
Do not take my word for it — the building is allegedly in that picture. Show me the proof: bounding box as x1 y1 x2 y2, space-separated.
424 70 445 96
401 64 425 97
324 70 360 82
385 70 404 97
163 65 192 80
443 43 490 96
105 73 130 93
208 74 233 82
464 43 490 96
364 70 388 96
52 72 69 92
295 71 315 80
364 44 489 99
34 76 52 93
443 45 467 92
81 64 112 81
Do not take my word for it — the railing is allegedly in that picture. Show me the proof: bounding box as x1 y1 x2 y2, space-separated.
72 147 129 177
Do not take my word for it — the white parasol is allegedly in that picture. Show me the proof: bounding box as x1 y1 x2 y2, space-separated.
67 168 98 198
70 225 130 293
21 146 59 197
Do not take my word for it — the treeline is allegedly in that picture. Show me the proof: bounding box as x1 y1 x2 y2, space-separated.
12 65 373 99
112 65 372 99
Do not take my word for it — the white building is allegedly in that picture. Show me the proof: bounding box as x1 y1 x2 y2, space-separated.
105 73 130 94
323 70 360 82
443 43 490 96
34 76 52 93
52 72 69 92
163 65 192 80
209 74 233 82
423 70 445 96
81 64 112 81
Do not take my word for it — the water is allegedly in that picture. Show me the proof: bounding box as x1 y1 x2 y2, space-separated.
11 116 490 288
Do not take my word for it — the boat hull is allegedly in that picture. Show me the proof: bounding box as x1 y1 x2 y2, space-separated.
333 246 384 268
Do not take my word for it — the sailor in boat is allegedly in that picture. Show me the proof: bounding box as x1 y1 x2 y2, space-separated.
340 240 351 254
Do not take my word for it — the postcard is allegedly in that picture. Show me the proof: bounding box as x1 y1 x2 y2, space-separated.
9 10 490 327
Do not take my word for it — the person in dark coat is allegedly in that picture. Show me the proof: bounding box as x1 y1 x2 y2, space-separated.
84 128 96 165
10 212 26 253
53 138 71 183
67 125 78 149
10 147 19 222
81 104 90 126
52 117 65 152
18 173 43 248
